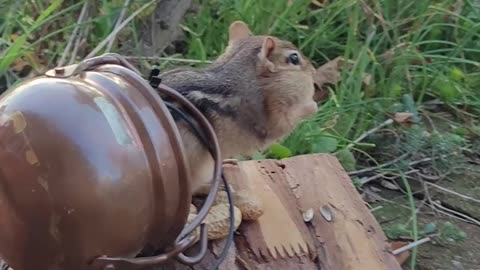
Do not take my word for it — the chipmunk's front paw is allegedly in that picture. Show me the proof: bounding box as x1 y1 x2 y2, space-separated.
232 190 264 221
205 203 242 240
187 200 242 242
189 188 264 242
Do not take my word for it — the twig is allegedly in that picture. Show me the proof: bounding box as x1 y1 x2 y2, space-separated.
391 237 431 255
416 170 443 181
86 0 159 58
430 205 478 225
362 154 447 176
346 118 394 149
364 192 415 212
359 172 387 185
383 169 419 181
349 152 409 176
235 256 251 270
415 199 428 215
427 182 480 204
57 0 89 67
420 180 439 216
419 108 437 131
447 103 478 119
105 0 131 53
369 205 383 212
409 156 435 166
359 169 419 186
432 201 480 227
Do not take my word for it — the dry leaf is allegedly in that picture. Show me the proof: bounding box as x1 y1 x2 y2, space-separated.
8 34 44 76
314 56 344 87
313 56 346 102
9 35 29 73
11 57 30 73
393 112 413 123
25 52 44 73
389 241 410 266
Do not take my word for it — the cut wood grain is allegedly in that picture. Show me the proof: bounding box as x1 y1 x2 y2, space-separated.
224 161 313 259
223 162 265 221
277 154 401 270
164 154 402 270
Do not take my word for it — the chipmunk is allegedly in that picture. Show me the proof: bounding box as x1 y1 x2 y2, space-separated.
159 21 318 197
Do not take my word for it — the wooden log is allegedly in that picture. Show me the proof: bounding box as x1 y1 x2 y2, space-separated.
165 154 402 270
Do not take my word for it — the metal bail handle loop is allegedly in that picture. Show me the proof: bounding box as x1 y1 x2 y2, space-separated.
45 53 142 78
71 53 142 75
77 54 225 270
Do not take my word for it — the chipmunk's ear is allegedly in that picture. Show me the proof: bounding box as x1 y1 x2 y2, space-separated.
258 37 276 72
228 21 252 44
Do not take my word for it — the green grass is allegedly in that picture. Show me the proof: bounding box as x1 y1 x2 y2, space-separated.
1 1 480 268
181 0 479 158
399 172 419 269
0 0 157 87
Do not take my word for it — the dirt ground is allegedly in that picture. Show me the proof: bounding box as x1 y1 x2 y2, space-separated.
371 170 480 270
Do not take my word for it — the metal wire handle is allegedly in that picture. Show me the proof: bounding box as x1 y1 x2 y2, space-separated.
61 53 230 270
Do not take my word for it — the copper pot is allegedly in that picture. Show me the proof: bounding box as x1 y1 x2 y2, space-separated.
0 54 222 270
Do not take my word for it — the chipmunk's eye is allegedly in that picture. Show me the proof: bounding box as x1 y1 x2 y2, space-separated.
288 53 300 65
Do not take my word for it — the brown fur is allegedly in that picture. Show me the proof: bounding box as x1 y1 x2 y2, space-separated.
159 21 318 194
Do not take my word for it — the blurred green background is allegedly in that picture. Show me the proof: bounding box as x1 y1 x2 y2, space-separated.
1 1 480 269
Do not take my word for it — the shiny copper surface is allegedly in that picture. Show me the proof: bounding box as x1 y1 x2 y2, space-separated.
0 54 221 270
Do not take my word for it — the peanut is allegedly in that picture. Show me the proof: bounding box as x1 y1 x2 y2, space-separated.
205 203 242 240
233 190 264 221
186 204 200 241
214 189 264 221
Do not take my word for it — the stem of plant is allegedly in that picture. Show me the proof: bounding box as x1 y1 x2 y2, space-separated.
399 172 418 270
